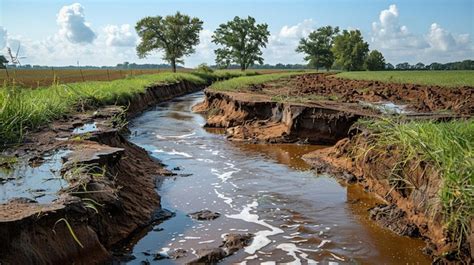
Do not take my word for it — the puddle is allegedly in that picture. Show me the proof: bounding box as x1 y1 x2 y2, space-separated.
359 101 409 114
0 149 71 204
73 122 98 134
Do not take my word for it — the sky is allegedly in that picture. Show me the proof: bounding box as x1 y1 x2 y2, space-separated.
0 0 473 67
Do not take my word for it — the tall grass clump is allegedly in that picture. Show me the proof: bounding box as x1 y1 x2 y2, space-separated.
0 72 207 147
356 118 473 250
209 72 306 92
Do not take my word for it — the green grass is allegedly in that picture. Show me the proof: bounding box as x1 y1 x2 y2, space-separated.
355 118 473 251
209 72 307 92
335 70 474 87
0 72 211 147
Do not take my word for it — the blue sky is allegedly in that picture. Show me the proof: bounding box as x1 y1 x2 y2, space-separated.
0 0 473 66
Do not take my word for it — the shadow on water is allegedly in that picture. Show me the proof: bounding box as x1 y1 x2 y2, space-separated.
119 92 430 264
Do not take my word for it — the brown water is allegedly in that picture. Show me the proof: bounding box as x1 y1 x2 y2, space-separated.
124 92 430 264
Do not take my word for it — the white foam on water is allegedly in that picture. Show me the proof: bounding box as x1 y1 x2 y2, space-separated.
198 240 215 244
168 132 196 139
330 253 345 261
276 243 319 265
317 239 331 248
184 236 201 240
154 149 193 158
261 262 276 265
226 201 283 254
214 188 233 207
245 254 258 260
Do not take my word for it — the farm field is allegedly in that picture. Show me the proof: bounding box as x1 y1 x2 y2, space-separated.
1 1 473 264
336 70 474 87
0 68 166 88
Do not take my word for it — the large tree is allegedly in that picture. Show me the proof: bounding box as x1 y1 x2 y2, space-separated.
332 29 369 71
212 16 270 71
365 50 386 71
135 12 203 72
296 26 339 71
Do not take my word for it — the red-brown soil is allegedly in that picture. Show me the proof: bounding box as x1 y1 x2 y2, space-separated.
0 80 205 264
262 73 473 115
303 133 472 263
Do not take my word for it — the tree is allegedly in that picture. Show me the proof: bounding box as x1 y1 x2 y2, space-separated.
365 50 385 71
296 26 339 71
212 16 270 71
0 56 8 69
332 29 369 71
135 12 203 72
414 62 425 70
396 62 411 70
385 63 395 70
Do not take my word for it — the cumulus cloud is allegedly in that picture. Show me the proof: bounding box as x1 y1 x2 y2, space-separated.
371 4 473 63
57 3 96 44
371 4 427 50
264 19 316 64
104 24 137 47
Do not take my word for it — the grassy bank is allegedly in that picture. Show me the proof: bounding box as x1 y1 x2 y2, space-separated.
0 71 256 147
336 70 474 87
209 71 306 92
355 118 473 250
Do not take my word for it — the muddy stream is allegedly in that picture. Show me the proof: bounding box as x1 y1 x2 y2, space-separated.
120 92 430 264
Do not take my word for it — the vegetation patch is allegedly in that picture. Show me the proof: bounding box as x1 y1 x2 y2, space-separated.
335 70 474 87
353 118 473 251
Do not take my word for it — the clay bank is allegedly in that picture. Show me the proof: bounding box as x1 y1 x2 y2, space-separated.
0 71 472 264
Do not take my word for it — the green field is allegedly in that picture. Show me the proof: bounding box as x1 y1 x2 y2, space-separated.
209 71 307 92
0 70 258 147
336 70 474 87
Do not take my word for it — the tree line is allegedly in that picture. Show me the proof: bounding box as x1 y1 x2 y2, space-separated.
1 12 472 71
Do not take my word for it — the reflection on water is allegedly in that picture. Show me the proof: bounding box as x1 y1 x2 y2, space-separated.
123 92 430 264
0 149 70 204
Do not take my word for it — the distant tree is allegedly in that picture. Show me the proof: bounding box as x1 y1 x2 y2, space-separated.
332 29 369 71
385 63 395 70
296 26 340 71
0 56 8 69
414 62 425 70
212 16 270 71
135 12 203 72
365 50 385 71
396 62 411 70
429 62 444 70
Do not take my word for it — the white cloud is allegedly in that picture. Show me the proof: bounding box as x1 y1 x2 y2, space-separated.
371 4 428 50
371 4 473 63
57 3 96 44
104 24 137 47
264 19 316 64
0 27 7 50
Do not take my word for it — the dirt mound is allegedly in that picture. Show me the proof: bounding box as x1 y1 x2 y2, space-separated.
265 73 473 115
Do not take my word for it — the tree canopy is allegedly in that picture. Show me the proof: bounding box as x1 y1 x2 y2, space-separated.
212 16 270 71
365 50 385 71
296 26 339 71
135 12 203 72
332 29 369 71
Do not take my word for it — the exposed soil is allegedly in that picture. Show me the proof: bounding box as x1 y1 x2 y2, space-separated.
260 73 473 115
195 74 465 144
302 133 472 263
0 80 205 264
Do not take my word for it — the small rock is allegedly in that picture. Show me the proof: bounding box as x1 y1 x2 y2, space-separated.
167 248 187 259
187 248 226 264
188 210 221 221
173 166 181 171
222 233 253 255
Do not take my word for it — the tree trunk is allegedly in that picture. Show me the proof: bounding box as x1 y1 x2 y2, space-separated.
240 64 246 72
171 59 176 73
